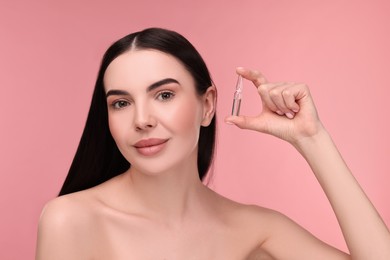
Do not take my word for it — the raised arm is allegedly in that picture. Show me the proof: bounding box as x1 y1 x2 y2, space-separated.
225 67 390 259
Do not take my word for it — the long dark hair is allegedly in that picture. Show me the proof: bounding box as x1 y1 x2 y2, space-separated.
59 28 216 196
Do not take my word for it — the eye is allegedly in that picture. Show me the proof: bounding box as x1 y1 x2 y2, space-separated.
112 100 130 110
157 91 175 101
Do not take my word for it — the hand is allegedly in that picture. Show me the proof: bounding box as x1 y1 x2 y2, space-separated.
225 67 325 145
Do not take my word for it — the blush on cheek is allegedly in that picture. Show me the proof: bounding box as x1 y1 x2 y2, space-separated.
108 115 133 163
108 115 127 148
108 117 117 138
166 98 203 137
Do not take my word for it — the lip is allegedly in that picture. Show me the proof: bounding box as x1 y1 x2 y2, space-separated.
133 138 169 156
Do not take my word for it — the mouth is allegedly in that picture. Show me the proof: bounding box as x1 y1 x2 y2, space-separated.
133 138 169 156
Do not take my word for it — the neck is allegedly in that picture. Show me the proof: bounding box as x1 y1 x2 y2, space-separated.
123 157 208 226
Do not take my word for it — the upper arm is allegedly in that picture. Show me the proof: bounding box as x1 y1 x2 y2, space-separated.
35 198 90 260
260 210 351 260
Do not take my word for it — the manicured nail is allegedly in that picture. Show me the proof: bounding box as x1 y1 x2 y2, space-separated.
225 118 234 125
286 112 294 119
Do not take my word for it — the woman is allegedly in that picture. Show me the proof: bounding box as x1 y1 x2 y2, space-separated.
36 28 390 259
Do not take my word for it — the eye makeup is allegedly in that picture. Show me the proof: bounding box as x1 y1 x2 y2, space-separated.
231 75 243 116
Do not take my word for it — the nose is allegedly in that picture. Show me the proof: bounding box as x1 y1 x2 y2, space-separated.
133 104 157 131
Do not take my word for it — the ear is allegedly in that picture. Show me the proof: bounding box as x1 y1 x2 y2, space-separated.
201 86 217 127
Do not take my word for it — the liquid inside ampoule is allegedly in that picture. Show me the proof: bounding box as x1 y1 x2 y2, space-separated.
231 75 243 116
231 98 241 116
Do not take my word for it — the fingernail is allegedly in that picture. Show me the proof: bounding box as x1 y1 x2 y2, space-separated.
286 112 294 119
276 110 284 116
224 118 234 125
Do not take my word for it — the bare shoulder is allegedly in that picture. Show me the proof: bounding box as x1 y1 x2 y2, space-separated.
36 189 103 259
37 190 98 236
210 194 349 259
209 190 281 228
229 201 294 232
39 191 95 228
207 190 283 243
38 174 123 226
37 174 126 234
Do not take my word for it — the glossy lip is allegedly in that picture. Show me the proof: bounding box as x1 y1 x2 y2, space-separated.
133 138 169 156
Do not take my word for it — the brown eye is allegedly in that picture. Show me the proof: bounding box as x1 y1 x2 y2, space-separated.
112 100 130 109
157 91 175 101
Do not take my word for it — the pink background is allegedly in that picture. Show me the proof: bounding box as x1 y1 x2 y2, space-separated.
1 0 389 258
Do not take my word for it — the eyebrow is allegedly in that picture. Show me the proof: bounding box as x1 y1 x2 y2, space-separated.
106 78 180 98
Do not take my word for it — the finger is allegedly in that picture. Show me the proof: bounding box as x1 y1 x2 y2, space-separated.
269 84 297 118
225 115 266 132
257 82 284 114
236 67 276 112
282 87 300 113
269 84 289 112
236 67 268 87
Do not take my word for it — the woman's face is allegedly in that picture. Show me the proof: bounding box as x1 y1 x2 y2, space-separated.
104 50 215 176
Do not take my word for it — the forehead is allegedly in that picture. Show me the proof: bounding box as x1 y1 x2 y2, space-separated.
103 49 192 89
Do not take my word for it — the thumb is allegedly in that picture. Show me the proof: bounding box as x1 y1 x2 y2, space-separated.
224 115 265 131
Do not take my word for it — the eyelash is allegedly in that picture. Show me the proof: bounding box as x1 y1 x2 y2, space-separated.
111 100 130 110
156 91 175 101
110 91 175 110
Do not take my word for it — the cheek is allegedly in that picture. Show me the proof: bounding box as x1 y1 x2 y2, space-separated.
108 113 130 145
163 98 203 135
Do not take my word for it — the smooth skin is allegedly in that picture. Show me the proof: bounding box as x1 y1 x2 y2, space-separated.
36 50 390 259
